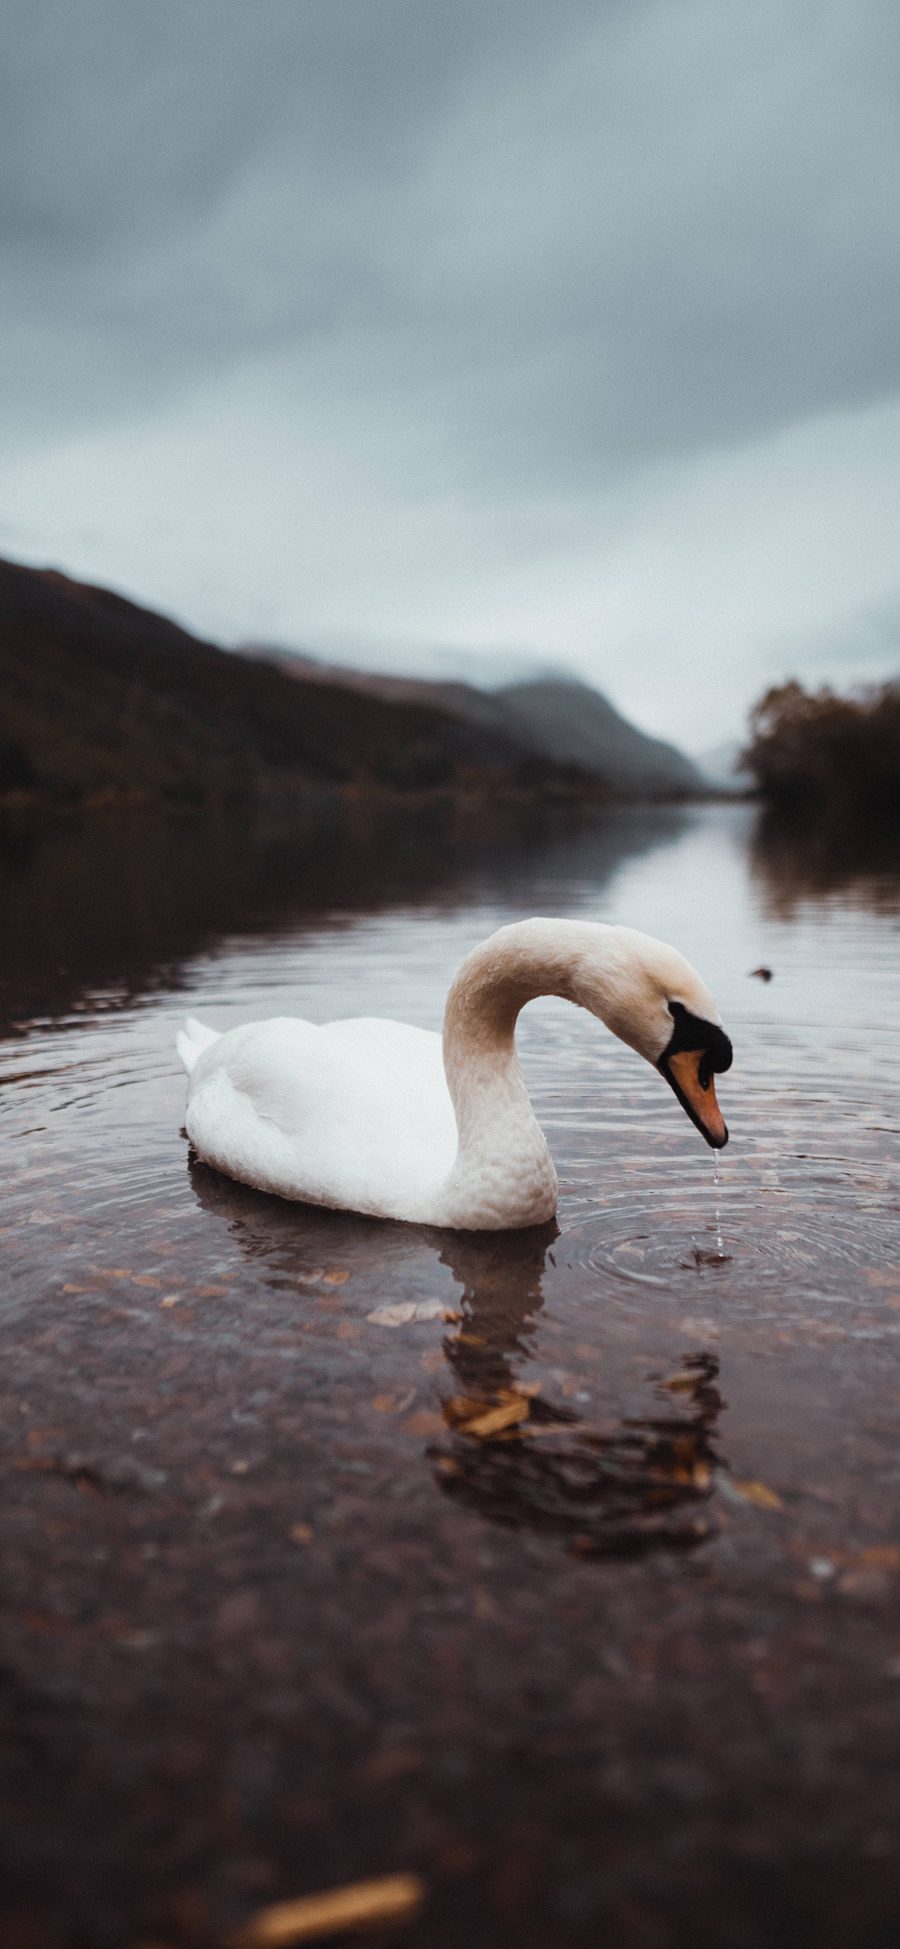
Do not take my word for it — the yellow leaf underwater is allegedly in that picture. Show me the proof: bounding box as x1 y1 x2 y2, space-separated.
732 1478 784 1511
452 1394 530 1439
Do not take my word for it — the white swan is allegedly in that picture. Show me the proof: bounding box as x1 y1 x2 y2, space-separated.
177 919 732 1231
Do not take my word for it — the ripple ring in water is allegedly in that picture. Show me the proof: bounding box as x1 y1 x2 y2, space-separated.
560 1164 898 1307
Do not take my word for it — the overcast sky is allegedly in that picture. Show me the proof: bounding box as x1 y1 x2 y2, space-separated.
2 0 899 748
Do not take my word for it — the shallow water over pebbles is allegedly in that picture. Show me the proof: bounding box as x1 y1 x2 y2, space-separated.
2 801 900 1947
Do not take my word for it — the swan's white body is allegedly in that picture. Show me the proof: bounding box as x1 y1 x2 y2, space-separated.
180 1013 464 1222
178 919 729 1231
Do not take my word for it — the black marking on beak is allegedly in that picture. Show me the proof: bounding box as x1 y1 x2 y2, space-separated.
664 1001 733 1073
658 1004 732 1150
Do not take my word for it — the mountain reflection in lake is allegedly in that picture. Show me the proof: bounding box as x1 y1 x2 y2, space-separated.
2 801 900 1949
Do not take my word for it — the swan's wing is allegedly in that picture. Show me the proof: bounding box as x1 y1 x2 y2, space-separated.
184 1015 457 1215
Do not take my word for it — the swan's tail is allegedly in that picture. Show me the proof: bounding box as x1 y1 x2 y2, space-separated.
176 1016 220 1074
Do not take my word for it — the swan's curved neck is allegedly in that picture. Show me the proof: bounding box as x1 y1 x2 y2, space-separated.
439 919 611 1228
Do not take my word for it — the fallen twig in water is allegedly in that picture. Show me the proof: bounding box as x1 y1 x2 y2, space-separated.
228 1873 426 1946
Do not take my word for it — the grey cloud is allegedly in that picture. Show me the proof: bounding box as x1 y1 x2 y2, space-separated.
766 598 900 686
2 0 900 483
0 0 604 435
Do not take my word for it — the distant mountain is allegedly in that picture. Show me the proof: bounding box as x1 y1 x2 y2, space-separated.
0 558 590 807
254 633 555 689
0 555 709 807
245 645 707 799
696 739 754 793
498 678 705 797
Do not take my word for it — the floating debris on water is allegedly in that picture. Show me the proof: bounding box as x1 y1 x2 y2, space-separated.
682 1244 732 1269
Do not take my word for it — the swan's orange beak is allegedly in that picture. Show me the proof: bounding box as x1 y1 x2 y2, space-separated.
660 1048 729 1149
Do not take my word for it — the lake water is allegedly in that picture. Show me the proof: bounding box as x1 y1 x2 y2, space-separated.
2 801 899 1948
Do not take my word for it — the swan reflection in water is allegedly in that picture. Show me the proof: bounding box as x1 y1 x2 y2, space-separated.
188 1158 725 1558
431 1229 724 1557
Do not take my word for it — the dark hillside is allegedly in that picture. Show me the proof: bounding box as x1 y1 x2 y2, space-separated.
246 648 707 799
0 559 591 806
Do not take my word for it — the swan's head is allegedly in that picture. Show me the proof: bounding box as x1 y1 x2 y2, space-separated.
575 925 733 1149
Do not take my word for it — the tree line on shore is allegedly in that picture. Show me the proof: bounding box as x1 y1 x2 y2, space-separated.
741 679 900 823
